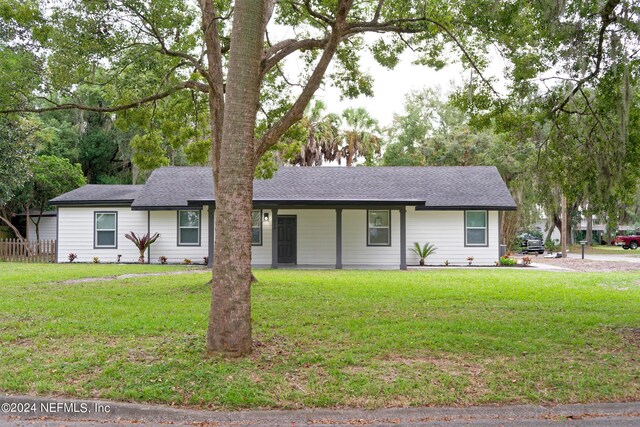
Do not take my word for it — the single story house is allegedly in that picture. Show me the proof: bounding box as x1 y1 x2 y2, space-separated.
49 166 516 268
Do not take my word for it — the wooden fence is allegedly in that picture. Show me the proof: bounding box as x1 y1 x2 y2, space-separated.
0 239 56 263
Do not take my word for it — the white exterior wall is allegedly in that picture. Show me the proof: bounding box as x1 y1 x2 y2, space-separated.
149 207 209 264
56 205 501 266
57 207 149 263
342 209 401 267
406 207 499 265
27 216 57 241
251 209 272 265
278 209 336 265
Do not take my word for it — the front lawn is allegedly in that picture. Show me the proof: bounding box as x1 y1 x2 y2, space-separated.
0 264 638 409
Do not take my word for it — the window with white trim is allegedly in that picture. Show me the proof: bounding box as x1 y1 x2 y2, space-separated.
95 212 117 248
178 210 200 246
465 210 488 246
252 210 262 245
367 210 390 246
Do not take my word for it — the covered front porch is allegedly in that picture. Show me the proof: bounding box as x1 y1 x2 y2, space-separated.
207 205 409 270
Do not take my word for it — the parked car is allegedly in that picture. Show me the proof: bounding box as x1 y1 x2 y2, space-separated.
614 234 640 250
519 234 545 254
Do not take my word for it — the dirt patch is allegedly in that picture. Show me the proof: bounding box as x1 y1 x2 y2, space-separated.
49 268 209 285
619 328 640 347
518 256 640 272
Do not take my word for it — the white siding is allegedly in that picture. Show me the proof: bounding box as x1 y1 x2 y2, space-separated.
57 207 148 263
342 209 401 267
56 205 500 267
27 216 57 241
278 209 336 265
406 207 499 266
150 207 209 264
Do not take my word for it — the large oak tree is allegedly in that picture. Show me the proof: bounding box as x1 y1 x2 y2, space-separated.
2 0 638 355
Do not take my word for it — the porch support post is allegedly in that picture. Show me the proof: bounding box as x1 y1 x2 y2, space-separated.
271 208 278 269
207 206 214 268
336 208 342 269
147 210 151 264
400 207 407 270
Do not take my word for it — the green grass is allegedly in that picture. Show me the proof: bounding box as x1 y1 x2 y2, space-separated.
0 262 199 285
569 244 639 255
0 264 639 409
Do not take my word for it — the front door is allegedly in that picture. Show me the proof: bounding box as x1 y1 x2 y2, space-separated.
277 216 296 264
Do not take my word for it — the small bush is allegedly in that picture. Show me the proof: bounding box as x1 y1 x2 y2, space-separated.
92 256 100 264
499 256 517 266
466 256 474 266
68 253 77 263
203 256 209 265
545 238 560 252
158 256 168 265
444 260 449 266
521 256 532 266
183 258 192 265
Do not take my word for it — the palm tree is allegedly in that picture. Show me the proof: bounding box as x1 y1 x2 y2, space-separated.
341 107 382 166
292 101 341 166
411 242 437 266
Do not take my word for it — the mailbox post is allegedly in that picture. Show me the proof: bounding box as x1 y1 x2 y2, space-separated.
579 240 587 259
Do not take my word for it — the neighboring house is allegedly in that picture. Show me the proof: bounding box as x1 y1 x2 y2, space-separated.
11 210 57 241
49 166 516 268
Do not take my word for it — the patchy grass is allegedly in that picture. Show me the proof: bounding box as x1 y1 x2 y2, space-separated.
0 265 639 409
0 262 198 286
569 244 640 256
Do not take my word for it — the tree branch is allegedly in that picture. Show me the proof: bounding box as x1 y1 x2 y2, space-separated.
0 80 208 114
255 0 353 161
551 0 621 114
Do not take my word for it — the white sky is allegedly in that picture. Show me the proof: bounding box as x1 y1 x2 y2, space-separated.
314 51 467 127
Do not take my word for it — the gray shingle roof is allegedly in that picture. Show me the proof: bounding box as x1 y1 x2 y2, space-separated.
52 166 517 210
50 185 144 205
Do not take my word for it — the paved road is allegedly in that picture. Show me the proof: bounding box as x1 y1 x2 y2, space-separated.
1 396 639 426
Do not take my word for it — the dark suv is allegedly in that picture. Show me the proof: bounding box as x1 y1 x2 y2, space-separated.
519 234 545 254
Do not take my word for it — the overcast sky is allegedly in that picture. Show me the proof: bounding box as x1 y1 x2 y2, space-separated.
314 51 466 127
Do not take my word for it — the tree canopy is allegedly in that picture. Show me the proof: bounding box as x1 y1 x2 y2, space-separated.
2 0 640 355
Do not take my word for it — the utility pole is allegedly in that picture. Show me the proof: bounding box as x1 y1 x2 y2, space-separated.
561 193 567 258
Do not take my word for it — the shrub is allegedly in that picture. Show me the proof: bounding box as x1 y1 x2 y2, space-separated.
183 258 192 265
499 256 517 266
158 256 168 265
444 260 449 266
124 231 160 264
68 253 77 263
203 256 209 265
411 242 437 266
521 256 532 266
545 238 560 252
467 256 474 266
92 256 100 264
116 254 122 263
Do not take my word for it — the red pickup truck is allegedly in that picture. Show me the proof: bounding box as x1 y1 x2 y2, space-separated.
614 234 640 250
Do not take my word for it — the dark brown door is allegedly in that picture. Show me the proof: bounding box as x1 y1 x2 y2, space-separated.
277 216 296 264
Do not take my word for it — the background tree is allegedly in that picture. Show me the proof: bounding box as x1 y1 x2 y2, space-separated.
16 155 86 241
0 117 35 241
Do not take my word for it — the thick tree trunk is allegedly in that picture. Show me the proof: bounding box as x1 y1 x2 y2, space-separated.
586 214 593 245
206 0 265 356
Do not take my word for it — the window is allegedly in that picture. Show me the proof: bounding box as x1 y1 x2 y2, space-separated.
465 210 488 246
178 210 200 246
367 210 391 246
95 212 117 248
252 209 262 245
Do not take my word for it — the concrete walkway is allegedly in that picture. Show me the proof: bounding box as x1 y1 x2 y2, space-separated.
1 395 639 426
